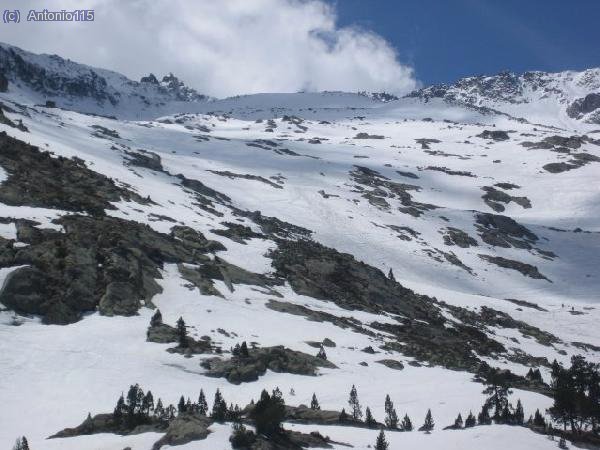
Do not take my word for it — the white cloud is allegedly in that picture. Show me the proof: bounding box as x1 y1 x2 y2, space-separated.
0 0 418 97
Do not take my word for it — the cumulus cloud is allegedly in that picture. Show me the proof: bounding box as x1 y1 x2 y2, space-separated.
0 0 418 97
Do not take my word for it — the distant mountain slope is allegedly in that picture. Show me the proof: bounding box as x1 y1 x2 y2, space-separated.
407 69 600 128
0 42 210 119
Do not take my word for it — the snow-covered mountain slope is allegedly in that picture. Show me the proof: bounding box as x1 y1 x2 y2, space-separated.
408 68 600 130
1 47 600 450
0 42 211 120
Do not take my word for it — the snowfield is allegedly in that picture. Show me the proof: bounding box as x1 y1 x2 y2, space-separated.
1 45 600 450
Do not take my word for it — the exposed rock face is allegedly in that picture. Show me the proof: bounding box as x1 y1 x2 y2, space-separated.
0 132 146 215
201 345 336 384
271 238 510 370
124 149 164 172
99 282 140 316
270 238 433 316
151 413 212 450
479 255 550 281
211 221 265 244
0 266 49 316
481 186 531 212
543 152 600 173
0 215 216 324
567 92 600 119
442 227 478 248
477 130 510 141
349 165 437 217
475 212 538 249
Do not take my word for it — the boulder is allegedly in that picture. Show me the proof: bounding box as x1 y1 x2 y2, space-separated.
151 414 211 450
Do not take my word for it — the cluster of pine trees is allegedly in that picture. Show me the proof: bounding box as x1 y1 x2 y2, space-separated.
112 384 243 428
337 385 424 432
549 356 600 435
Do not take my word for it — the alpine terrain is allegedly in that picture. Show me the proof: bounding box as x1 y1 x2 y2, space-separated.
1 42 600 450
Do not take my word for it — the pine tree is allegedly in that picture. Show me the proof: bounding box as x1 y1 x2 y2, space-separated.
250 389 285 436
310 393 320 410
454 413 463 428
178 395 186 414
375 429 389 450
421 409 434 432
401 414 413 431
198 389 208 415
126 384 144 418
150 309 162 326
365 407 377 428
348 385 363 420
339 408 348 422
155 398 165 421
176 316 188 348
465 411 476 427
500 403 513 424
113 394 126 424
12 437 29 450
212 389 228 421
317 346 327 360
232 343 241 356
478 403 491 425
166 404 176 421
384 394 399 429
142 391 155 416
533 409 546 427
514 399 524 425
240 341 249 357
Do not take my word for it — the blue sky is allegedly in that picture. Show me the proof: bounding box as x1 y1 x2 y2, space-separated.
332 0 600 85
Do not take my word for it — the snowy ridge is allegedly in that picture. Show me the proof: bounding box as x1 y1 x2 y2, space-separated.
0 42 210 120
407 68 600 129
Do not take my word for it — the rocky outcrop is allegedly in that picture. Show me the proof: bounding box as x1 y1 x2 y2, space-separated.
0 132 147 215
211 221 265 244
0 215 217 324
151 413 211 450
481 186 531 212
477 130 510 141
478 255 550 281
474 212 538 249
567 93 600 119
201 345 336 384
50 413 164 439
350 165 437 217
442 227 478 248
